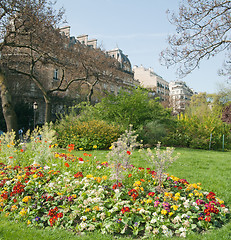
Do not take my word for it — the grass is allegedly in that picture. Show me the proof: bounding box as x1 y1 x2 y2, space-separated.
0 148 230 240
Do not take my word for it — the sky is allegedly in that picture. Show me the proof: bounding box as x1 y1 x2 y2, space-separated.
56 0 228 94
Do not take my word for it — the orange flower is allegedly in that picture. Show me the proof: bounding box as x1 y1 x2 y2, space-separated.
128 174 132 178
140 179 145 182
20 149 24 152
9 156 13 159
64 162 69 167
83 153 88 156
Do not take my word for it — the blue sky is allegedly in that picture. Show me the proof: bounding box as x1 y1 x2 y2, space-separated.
56 0 227 94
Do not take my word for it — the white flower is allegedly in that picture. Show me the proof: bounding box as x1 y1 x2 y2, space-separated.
180 197 186 201
44 166 50 170
152 212 158 217
150 218 157 224
139 208 145 214
5 181 11 185
181 214 188 218
179 227 186 232
224 208 229 213
180 232 186 238
80 216 87 221
162 225 168 230
114 189 120 194
80 222 87 229
153 228 159 234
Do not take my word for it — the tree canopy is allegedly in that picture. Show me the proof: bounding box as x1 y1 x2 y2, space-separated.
160 0 231 79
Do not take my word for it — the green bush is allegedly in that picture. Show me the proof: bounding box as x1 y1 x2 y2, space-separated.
77 88 174 130
55 118 121 150
163 113 231 150
137 120 167 146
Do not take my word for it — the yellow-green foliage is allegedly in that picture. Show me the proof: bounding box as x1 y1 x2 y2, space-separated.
55 119 121 150
164 113 231 150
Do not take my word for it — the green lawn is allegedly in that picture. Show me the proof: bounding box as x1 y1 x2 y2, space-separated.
0 148 230 240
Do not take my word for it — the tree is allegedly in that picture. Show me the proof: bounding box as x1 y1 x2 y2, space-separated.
0 0 66 131
160 0 231 78
0 0 125 130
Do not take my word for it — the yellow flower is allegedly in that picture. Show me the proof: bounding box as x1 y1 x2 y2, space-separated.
161 209 167 215
33 174 38 179
22 196 31 203
11 205 18 211
109 146 113 150
171 205 178 211
169 212 174 216
85 208 91 212
27 220 31 225
19 208 27 217
189 193 194 197
57 192 63 196
140 187 144 191
79 148 83 151
102 176 107 180
133 181 142 187
175 192 180 197
147 199 152 204
72 194 77 198
172 196 179 201
93 145 97 149
86 174 93 178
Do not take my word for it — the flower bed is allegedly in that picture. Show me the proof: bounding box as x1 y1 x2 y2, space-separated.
0 152 230 238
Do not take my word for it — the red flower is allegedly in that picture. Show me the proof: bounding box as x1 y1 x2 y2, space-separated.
128 189 139 200
206 192 216 200
148 192 155 197
20 149 24 152
121 206 130 214
74 172 83 178
126 151 131 155
64 162 69 167
128 174 132 178
57 212 63 218
205 216 211 222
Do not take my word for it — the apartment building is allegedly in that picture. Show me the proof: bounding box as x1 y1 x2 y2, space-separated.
133 65 169 101
169 80 195 113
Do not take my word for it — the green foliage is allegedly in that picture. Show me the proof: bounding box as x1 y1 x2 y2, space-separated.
77 88 173 130
55 118 121 150
0 123 56 166
137 120 168 146
163 113 231 150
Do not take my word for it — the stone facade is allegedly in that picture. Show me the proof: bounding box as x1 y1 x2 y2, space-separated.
1 26 138 128
133 65 169 101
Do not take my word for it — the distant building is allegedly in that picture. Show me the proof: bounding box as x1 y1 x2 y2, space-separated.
169 80 195 114
133 65 169 101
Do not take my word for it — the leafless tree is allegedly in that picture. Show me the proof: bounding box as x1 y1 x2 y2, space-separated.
160 0 231 79
0 0 125 131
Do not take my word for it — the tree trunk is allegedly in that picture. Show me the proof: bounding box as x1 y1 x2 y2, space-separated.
87 84 94 104
0 67 18 134
44 95 51 123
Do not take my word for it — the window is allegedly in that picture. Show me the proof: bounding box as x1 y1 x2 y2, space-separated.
53 69 58 80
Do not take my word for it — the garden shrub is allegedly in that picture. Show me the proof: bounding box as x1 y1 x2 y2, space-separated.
77 88 174 131
137 120 168 147
163 113 231 150
55 118 121 150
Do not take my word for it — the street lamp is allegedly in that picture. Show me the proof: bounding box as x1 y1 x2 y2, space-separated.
33 102 38 129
